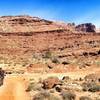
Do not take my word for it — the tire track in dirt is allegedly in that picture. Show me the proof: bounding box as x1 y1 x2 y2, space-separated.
0 75 31 100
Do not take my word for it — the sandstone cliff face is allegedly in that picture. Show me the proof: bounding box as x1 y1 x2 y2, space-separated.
0 15 66 33
75 23 96 32
0 15 99 68
0 16 96 33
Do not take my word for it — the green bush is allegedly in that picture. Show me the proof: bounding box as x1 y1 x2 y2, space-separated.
62 76 71 82
32 91 50 100
52 57 60 64
62 61 70 65
43 51 52 59
82 82 100 92
26 82 42 92
82 82 94 91
33 91 61 100
49 94 61 100
79 96 92 100
61 91 76 100
88 84 100 92
95 60 100 67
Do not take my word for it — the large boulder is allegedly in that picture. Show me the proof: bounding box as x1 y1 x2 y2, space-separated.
75 23 96 32
42 77 60 89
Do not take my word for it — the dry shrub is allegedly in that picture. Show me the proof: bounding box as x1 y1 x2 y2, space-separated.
61 91 76 100
79 96 92 100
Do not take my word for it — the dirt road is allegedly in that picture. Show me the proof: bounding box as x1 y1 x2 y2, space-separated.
0 75 30 100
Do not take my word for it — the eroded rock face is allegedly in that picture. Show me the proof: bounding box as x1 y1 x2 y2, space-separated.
0 15 64 33
42 77 60 89
76 23 96 32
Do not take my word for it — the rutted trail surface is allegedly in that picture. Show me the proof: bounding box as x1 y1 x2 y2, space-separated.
0 75 30 100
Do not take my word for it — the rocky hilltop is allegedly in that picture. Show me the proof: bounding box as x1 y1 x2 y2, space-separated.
0 15 96 34
0 15 66 33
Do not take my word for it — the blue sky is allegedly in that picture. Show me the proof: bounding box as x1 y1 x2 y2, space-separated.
0 0 100 27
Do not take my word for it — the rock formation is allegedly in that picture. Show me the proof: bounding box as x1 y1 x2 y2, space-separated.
75 23 96 32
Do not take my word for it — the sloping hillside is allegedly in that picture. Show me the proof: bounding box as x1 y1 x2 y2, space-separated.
0 15 99 73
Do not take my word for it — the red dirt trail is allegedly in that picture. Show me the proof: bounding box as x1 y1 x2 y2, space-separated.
0 75 31 100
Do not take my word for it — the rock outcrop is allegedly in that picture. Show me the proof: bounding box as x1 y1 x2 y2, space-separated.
75 23 96 32
42 77 60 89
0 15 66 33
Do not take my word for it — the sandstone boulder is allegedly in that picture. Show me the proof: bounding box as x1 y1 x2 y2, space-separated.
42 77 60 89
76 23 96 32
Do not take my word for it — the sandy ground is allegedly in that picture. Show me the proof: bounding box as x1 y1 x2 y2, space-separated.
0 66 99 100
